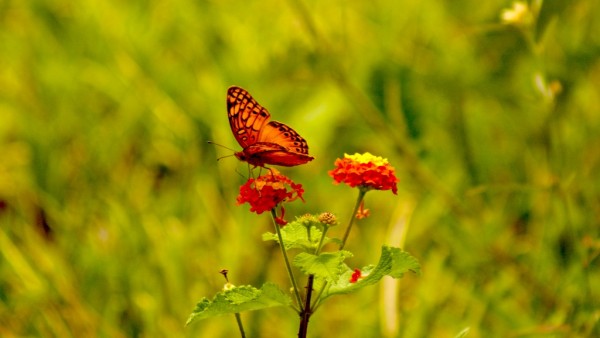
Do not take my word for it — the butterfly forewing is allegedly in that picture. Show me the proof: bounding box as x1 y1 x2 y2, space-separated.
227 86 271 149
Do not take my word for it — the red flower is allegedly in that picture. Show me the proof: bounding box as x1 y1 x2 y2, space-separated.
355 201 370 219
349 269 362 283
236 169 305 215
274 206 288 226
329 153 399 194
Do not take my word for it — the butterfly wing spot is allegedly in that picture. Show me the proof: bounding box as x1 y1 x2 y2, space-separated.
236 129 255 143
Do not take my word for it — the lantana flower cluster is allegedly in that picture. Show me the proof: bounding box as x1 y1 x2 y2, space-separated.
237 169 305 215
236 153 398 226
328 152 399 194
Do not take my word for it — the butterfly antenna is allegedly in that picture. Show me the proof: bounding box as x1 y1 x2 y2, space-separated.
207 141 236 152
208 141 238 163
216 154 235 162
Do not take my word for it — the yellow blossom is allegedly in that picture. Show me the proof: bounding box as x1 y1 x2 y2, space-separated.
501 1 531 25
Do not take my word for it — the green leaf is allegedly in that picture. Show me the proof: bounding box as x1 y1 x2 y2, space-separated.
293 251 352 283
535 0 566 43
324 246 420 298
185 282 292 326
262 220 338 251
390 247 421 278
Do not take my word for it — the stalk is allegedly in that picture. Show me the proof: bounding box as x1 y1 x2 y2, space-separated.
297 275 315 338
339 189 367 250
234 313 246 338
270 208 304 311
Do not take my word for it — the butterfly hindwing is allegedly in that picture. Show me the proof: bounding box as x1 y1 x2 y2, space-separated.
244 142 313 167
258 121 310 155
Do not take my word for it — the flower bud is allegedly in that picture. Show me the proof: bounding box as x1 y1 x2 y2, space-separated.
318 212 338 226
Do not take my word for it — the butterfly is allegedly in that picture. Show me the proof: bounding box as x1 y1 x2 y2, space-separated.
227 86 314 168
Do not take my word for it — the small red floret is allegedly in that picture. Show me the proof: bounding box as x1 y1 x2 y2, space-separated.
236 170 305 215
349 269 362 283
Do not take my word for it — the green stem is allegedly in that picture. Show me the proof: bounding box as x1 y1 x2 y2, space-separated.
310 280 327 310
312 189 368 311
270 208 304 311
234 313 246 338
339 189 367 250
314 225 329 255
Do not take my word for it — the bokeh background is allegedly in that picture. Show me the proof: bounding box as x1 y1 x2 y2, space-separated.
1 0 599 337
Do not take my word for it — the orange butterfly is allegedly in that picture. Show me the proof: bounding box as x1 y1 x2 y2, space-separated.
227 86 314 168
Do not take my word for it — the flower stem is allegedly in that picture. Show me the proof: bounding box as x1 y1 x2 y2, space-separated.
312 189 368 312
270 208 304 311
314 224 329 255
310 280 327 310
234 313 246 338
339 189 367 250
298 274 315 338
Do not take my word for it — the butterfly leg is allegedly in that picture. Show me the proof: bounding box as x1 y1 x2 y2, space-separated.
247 164 264 197
265 166 276 178
233 167 246 179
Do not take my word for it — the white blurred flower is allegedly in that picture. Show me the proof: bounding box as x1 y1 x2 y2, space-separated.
501 1 531 25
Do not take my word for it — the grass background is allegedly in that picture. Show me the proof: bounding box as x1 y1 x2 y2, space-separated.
1 0 599 337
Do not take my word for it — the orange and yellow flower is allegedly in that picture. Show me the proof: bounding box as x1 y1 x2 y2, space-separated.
329 153 399 194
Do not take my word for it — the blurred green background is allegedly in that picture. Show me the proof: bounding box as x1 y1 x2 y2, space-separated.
1 0 599 337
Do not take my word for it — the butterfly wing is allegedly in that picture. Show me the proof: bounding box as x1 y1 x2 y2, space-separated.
239 121 312 166
244 143 314 166
258 121 312 154
227 86 271 149
227 86 314 167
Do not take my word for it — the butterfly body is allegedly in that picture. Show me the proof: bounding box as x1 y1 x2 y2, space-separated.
227 86 314 168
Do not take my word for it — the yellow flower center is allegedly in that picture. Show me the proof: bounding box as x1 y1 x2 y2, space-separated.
344 152 389 166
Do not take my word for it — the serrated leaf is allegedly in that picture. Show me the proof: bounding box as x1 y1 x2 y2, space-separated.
262 220 338 251
186 282 292 326
293 251 352 283
324 246 420 298
390 248 421 278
